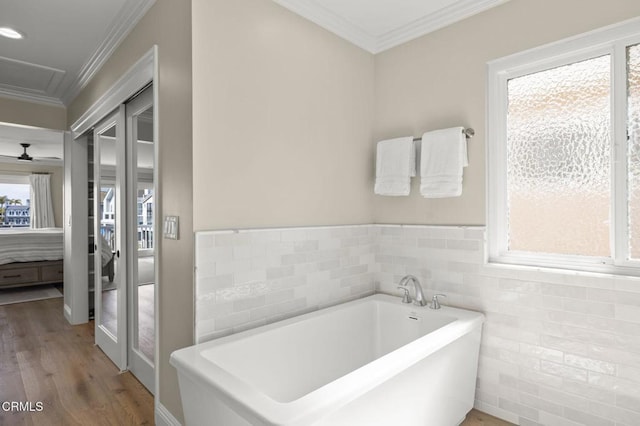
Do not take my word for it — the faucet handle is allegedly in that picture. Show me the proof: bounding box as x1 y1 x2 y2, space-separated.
430 294 446 309
397 286 412 304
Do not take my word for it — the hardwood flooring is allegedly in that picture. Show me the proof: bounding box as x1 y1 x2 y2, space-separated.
136 284 154 362
0 297 154 425
0 296 512 426
462 409 515 426
101 283 154 362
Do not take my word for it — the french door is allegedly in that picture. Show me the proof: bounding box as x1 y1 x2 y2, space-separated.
93 85 155 392
126 86 155 392
94 106 127 371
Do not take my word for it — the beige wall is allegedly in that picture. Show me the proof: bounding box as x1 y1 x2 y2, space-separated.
68 0 192 421
59 0 640 421
0 97 66 131
373 0 640 226
0 162 63 227
192 0 375 231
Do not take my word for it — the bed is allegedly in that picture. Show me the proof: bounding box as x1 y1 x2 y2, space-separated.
0 227 64 289
99 233 115 282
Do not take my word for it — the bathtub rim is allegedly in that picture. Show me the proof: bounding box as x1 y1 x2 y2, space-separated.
171 293 484 426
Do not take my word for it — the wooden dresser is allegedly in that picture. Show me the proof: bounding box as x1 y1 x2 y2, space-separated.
0 260 64 289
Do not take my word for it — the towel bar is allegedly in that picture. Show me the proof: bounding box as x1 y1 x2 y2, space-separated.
413 127 474 142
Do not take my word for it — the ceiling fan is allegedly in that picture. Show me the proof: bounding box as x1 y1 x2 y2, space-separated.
17 143 33 161
0 143 62 163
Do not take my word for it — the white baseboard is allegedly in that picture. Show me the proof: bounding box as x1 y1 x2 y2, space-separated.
64 303 72 323
155 401 181 426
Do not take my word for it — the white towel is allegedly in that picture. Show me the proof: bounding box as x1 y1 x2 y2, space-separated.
420 127 468 198
374 137 415 196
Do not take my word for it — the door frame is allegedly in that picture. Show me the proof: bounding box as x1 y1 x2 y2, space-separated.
70 46 158 397
71 47 156 138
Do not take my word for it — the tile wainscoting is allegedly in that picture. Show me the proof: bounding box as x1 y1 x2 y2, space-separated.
195 224 640 426
194 225 377 343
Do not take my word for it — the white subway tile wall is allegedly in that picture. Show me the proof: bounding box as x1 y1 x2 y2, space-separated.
195 225 640 426
195 226 377 343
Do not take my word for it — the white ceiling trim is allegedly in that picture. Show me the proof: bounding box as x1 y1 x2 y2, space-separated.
61 0 156 106
273 0 509 54
272 0 377 52
0 55 65 106
0 55 66 96
376 0 510 53
0 86 64 107
70 46 155 137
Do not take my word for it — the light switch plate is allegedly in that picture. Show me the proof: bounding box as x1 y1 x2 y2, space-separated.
163 216 179 240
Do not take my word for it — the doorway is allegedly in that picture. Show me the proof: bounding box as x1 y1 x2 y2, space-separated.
92 85 156 392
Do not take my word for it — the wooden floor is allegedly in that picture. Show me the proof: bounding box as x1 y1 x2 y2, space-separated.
0 296 512 426
462 409 515 426
136 284 154 362
101 283 154 362
101 256 155 362
0 297 154 425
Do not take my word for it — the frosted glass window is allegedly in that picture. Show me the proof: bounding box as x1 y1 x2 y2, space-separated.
629 44 640 259
488 20 640 274
506 55 611 257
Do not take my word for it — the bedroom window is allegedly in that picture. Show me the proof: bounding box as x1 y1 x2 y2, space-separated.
0 176 30 228
487 19 640 275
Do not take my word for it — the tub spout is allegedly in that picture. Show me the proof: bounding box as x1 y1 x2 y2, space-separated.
397 286 412 304
399 275 427 307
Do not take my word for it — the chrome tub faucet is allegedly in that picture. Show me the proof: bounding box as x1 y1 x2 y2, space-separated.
398 275 427 306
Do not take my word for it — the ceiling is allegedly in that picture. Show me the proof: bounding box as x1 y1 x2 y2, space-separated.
0 0 154 162
0 0 509 108
0 0 507 161
0 0 155 107
272 0 509 53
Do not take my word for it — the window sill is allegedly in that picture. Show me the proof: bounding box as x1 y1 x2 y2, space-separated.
484 257 640 281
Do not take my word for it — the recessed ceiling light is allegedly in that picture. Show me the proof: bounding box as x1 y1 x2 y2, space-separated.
0 27 24 40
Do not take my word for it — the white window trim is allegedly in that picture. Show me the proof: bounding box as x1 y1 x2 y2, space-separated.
487 16 640 276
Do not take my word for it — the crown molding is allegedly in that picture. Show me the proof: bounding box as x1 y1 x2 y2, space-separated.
70 46 155 137
374 0 510 53
0 88 64 108
271 0 377 52
61 0 156 106
272 0 509 54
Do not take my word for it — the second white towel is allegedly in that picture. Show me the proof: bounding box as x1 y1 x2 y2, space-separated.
420 127 468 198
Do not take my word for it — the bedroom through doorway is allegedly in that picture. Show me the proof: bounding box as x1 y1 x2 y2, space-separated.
0 124 65 306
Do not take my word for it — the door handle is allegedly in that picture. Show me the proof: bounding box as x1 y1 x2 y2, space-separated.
116 250 120 258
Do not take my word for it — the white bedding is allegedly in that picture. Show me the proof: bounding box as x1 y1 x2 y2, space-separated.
99 233 114 266
0 228 64 266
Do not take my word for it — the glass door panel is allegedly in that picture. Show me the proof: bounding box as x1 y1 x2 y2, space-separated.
100 181 117 336
94 107 127 370
126 85 155 392
136 185 154 362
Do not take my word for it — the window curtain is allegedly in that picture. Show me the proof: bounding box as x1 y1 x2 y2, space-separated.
29 174 55 228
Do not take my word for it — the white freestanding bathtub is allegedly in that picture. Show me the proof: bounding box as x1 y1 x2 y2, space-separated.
171 294 484 426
